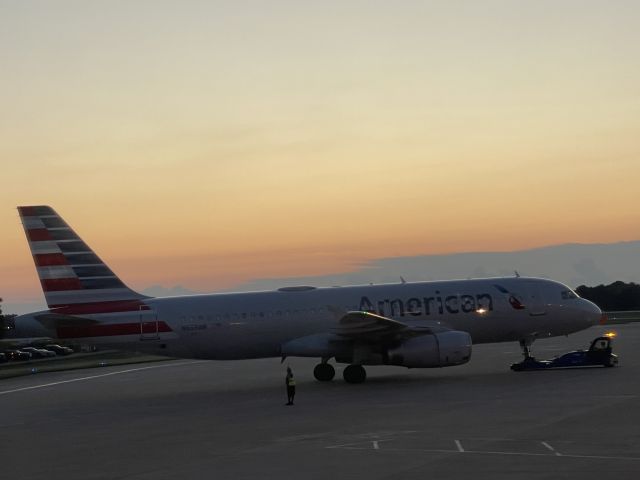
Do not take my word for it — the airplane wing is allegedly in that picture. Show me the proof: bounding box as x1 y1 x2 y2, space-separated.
281 310 452 359
332 311 409 342
332 311 448 342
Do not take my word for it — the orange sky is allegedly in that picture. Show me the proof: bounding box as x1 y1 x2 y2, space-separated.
1 1 639 309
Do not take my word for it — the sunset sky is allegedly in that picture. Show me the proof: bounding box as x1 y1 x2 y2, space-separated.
1 1 639 312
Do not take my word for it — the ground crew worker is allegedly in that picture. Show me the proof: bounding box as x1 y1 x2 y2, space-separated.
285 367 296 405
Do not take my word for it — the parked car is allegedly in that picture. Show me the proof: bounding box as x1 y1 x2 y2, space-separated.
3 350 32 361
44 344 74 356
17 350 33 360
22 347 56 358
0 352 7 363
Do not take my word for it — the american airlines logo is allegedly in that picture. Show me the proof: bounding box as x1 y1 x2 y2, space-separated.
359 292 494 317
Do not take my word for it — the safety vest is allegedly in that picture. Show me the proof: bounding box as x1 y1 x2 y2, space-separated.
287 377 296 386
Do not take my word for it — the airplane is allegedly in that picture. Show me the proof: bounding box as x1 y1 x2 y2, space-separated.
6 205 603 383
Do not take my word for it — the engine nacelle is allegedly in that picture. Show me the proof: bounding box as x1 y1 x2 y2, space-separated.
386 331 472 368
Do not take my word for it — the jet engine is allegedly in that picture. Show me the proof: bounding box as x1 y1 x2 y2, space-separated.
386 331 472 368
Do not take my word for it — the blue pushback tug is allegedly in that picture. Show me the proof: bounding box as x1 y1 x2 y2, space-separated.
511 336 619 371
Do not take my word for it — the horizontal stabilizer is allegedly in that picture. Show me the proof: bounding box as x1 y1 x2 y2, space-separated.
34 313 100 329
0 337 54 349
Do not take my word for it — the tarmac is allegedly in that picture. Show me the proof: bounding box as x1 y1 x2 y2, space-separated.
1 323 638 480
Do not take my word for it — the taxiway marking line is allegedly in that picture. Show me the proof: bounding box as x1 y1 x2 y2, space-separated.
541 441 562 456
0 361 205 396
455 440 465 452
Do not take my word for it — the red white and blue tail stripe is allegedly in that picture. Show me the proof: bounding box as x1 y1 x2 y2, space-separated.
18 205 149 315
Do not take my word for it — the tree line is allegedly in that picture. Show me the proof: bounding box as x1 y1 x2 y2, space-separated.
576 281 640 311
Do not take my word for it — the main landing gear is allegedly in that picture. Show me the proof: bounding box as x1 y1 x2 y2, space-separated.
312 362 367 384
313 362 335 382
343 364 366 384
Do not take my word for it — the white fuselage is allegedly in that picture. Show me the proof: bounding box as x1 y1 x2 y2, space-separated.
15 277 601 361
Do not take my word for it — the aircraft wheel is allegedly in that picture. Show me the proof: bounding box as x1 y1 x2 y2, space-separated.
314 363 335 381
343 364 366 384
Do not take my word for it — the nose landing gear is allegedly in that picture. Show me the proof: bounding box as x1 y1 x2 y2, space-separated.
519 338 534 359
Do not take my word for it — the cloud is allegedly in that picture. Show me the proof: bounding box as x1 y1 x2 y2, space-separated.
226 241 640 292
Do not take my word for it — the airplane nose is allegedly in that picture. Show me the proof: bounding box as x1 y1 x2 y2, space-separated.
580 299 602 326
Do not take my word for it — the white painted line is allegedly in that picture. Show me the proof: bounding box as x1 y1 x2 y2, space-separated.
326 442 366 449
328 445 640 462
0 361 205 396
326 441 380 449
455 440 465 452
542 441 562 456
373 441 379 450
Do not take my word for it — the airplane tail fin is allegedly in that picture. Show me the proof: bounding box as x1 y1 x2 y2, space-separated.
18 206 148 314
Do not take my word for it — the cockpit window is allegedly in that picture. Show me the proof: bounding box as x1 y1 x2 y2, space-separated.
561 290 578 300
